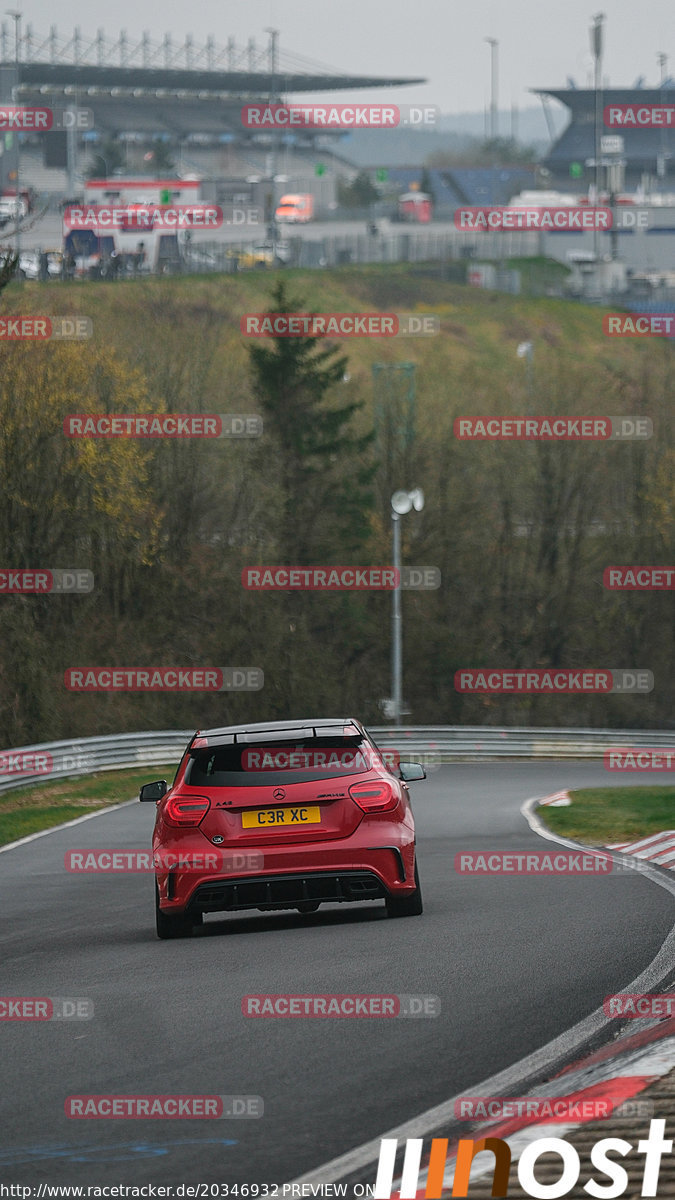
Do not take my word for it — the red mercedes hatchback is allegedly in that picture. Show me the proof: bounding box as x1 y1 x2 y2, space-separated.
140 717 425 938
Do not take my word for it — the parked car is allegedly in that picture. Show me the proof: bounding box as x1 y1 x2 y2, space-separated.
0 195 27 224
17 250 63 280
228 240 291 269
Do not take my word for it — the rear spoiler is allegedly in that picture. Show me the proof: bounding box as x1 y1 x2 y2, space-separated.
188 723 362 752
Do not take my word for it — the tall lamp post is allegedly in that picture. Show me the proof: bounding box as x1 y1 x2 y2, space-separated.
6 9 20 263
657 52 669 181
390 488 424 726
484 38 498 141
590 13 605 263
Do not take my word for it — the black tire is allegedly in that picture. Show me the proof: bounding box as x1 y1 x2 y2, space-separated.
386 862 423 918
296 902 320 914
155 884 194 939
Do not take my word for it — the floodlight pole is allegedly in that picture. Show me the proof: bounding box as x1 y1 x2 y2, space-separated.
657 53 668 179
6 9 20 261
591 14 605 262
392 511 402 726
485 38 498 141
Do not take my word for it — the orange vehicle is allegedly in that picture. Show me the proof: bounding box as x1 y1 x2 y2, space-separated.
275 193 314 223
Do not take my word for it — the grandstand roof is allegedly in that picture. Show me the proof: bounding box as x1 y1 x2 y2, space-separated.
6 63 426 94
0 26 424 96
532 86 675 108
532 87 675 173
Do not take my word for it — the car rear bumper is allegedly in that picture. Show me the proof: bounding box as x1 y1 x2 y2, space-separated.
187 869 387 914
155 834 415 915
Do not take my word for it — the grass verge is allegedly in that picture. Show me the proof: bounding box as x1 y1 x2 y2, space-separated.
0 764 178 846
541 786 675 845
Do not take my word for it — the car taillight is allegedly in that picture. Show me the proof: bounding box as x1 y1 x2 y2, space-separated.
164 795 211 827
348 781 398 813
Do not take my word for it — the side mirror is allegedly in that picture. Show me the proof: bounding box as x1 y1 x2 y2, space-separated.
399 762 426 782
139 780 168 802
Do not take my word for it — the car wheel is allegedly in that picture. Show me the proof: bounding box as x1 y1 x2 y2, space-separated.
386 862 423 918
296 902 320 914
155 883 194 939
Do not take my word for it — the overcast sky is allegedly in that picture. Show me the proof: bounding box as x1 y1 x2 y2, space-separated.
11 0 675 114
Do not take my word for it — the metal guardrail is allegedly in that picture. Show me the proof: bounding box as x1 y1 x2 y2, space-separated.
0 725 673 796
369 726 675 761
0 730 193 796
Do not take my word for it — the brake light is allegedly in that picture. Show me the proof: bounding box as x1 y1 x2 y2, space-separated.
164 794 211 827
348 781 398 813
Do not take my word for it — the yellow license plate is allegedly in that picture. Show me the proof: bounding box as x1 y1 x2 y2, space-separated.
242 805 321 829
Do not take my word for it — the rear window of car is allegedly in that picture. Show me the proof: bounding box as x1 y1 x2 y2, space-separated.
185 735 382 787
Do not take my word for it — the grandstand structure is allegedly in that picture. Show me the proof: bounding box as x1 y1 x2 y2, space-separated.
0 24 425 202
534 84 675 191
382 166 538 212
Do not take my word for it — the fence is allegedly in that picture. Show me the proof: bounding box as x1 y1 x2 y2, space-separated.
39 229 541 279
0 725 673 795
179 230 540 272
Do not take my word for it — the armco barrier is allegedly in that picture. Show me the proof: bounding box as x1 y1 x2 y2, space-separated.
0 726 673 796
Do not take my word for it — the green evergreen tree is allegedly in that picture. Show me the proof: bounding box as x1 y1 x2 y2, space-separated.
419 167 435 204
86 137 124 179
337 171 379 209
0 250 18 292
247 280 376 563
148 138 175 175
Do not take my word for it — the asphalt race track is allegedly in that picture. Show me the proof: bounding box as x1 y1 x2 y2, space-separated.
1 762 673 1187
